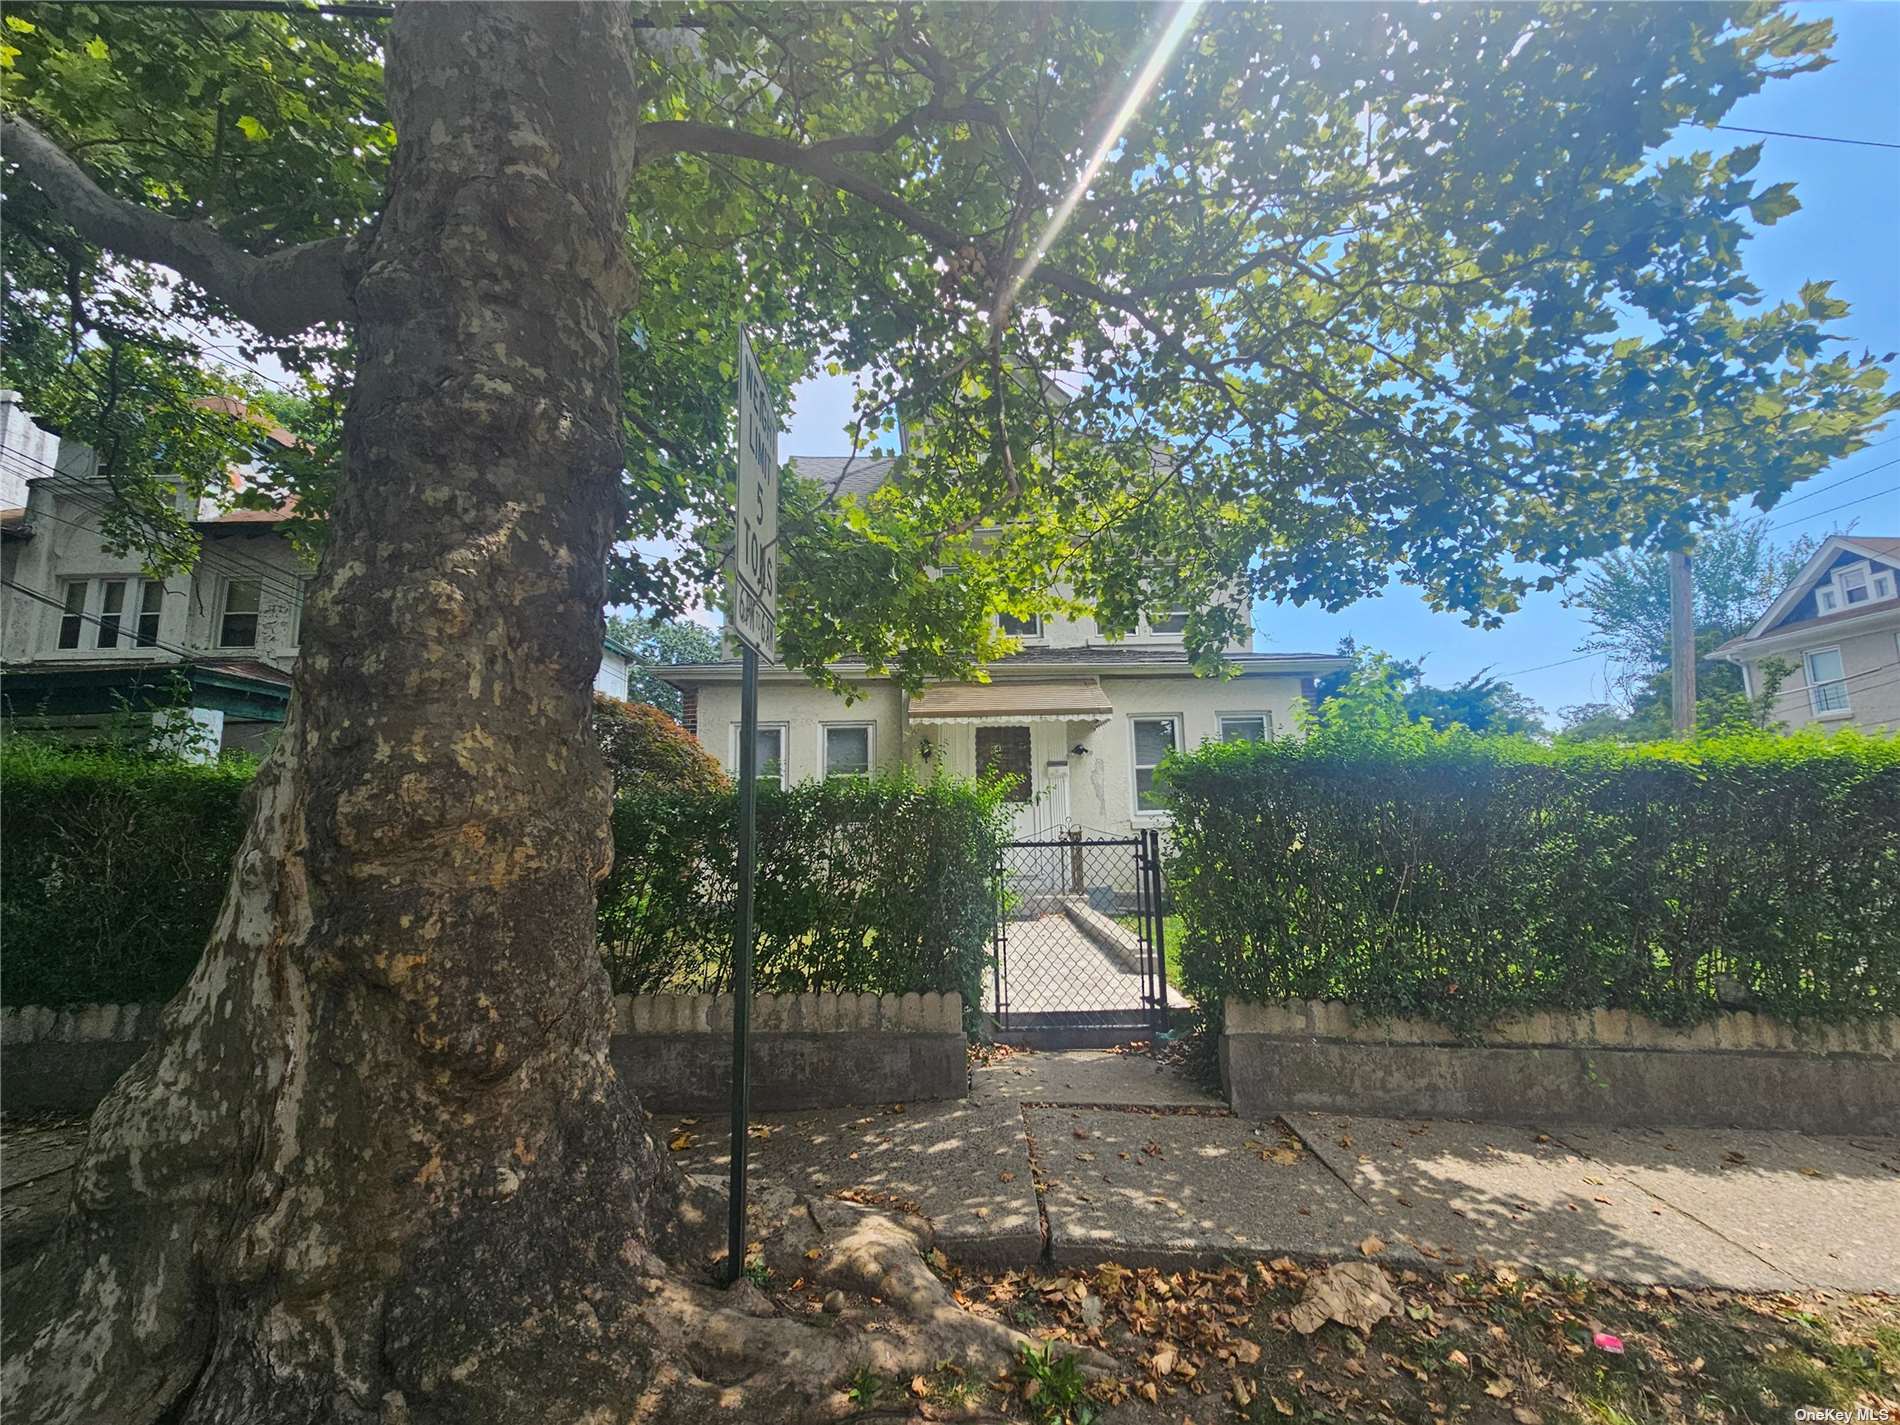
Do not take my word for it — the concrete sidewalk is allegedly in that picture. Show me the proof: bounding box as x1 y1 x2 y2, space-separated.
662 1049 1900 1291
7 1051 1897 1290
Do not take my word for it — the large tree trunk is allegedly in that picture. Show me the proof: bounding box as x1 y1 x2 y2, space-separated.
6 7 683 1420
6 9 1032 1422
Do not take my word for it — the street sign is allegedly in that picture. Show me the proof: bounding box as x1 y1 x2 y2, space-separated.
730 327 778 662
725 326 779 1287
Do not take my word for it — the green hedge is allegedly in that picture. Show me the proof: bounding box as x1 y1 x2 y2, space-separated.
600 772 1007 1017
1 742 1006 1017
1163 727 1900 1033
1 740 254 1007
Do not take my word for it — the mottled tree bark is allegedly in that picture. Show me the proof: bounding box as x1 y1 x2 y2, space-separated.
6 8 683 1421
5 11 1037 1420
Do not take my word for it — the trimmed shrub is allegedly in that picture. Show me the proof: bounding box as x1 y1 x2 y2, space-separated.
3 740 1004 1017
1 740 252 1007
599 771 1008 1018
591 694 728 795
1163 723 1900 1034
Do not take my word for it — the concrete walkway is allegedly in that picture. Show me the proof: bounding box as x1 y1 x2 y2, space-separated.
981 913 1188 1019
7 1051 1897 1290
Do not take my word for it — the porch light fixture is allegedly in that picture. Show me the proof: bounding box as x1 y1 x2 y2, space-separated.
1070 743 1091 757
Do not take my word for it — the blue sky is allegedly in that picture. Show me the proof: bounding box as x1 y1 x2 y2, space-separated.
781 2 1898 722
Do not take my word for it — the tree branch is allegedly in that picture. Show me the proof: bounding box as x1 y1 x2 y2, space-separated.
3 114 355 336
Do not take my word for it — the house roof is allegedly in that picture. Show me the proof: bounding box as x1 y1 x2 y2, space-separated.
788 455 898 499
193 657 293 687
195 498 300 527
660 645 1348 686
1715 534 1900 654
909 676 1114 725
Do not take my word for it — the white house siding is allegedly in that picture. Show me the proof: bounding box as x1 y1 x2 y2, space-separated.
1741 621 1900 733
680 665 1309 840
688 676 908 785
594 647 631 700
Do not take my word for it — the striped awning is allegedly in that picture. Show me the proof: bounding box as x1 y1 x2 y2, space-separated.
907 677 1113 725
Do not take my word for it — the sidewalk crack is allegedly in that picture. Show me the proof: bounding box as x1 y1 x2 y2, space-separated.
1281 1115 1378 1208
1019 1103 1054 1262
1548 1130 1809 1288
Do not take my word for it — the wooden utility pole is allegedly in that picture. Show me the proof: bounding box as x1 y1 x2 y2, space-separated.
1669 548 1696 736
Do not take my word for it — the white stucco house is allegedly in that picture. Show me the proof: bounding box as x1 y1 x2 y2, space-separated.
1 405 637 757
662 456 1347 839
1712 534 1900 734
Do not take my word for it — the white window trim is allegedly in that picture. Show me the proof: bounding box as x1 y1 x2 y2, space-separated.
44 575 170 659
820 720 876 778
1142 612 1190 641
731 720 790 787
1804 646 1851 718
216 575 264 650
1816 558 1897 616
996 612 1045 641
1216 710 1273 743
1128 713 1182 820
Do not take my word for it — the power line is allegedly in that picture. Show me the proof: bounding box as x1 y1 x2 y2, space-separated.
1767 454 1900 510
0 452 318 614
1495 649 1603 679
2 577 201 663
1708 123 1900 152
1763 481 1898 531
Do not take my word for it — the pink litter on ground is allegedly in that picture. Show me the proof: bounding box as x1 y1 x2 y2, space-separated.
1593 1332 1625 1354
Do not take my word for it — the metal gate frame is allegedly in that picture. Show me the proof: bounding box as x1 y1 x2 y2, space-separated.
987 827 1168 1046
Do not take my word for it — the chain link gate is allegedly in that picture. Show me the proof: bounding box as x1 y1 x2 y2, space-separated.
986 828 1168 1047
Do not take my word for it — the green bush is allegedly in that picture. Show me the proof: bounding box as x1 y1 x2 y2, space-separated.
1 739 253 1007
599 771 1008 1018
2 741 1006 1018
1163 714 1900 1034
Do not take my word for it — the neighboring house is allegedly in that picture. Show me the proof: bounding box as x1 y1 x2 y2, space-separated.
594 633 637 701
2 413 640 758
1712 534 1900 734
663 457 1348 840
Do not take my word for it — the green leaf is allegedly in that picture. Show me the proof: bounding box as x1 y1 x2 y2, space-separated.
83 34 108 60
5 15 36 34
235 114 271 143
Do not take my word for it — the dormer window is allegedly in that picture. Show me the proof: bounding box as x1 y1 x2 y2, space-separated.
1149 611 1190 636
1813 559 1896 617
998 612 1042 639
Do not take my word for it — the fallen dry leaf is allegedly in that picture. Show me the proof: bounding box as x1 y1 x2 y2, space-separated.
1359 1235 1386 1257
1485 1378 1515 1398
1272 1395 1294 1417
1446 1349 1470 1369
1513 1408 1543 1425
667 1132 695 1151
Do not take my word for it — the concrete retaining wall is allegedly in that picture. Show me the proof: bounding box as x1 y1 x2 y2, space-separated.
2 992 966 1117
1222 998 1900 1134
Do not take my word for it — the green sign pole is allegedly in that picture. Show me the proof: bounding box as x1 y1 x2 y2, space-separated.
726 643 759 1284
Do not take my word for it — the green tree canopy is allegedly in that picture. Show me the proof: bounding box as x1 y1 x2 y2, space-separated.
5 1 1894 688
605 612 724 718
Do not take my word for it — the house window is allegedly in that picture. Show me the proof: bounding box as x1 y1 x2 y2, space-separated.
732 722 788 786
1806 648 1850 714
1218 712 1271 743
291 579 309 647
135 581 164 647
95 580 128 648
55 580 87 649
998 612 1042 639
1876 571 1896 602
1130 715 1180 814
976 725 1033 803
822 722 873 778
1818 588 1839 613
219 578 262 648
1840 568 1869 606
1148 611 1190 636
